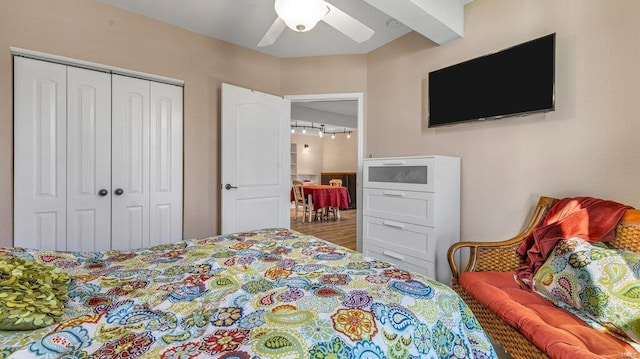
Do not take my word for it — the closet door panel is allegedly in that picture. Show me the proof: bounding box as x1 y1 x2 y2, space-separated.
66 67 112 252
112 75 150 250
14 57 67 250
149 82 183 245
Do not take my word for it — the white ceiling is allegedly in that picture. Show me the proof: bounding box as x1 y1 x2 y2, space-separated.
97 0 472 58
292 101 358 133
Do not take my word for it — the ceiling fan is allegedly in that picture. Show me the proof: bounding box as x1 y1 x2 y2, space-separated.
257 0 375 47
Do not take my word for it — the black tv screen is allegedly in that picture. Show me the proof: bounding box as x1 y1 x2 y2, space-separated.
428 33 555 127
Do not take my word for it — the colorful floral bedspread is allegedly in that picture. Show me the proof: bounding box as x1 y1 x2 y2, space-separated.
1 228 496 358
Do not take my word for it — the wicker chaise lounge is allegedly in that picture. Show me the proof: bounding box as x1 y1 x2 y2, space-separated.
447 196 640 359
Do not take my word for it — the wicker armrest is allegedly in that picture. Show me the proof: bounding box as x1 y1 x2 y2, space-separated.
448 196 557 280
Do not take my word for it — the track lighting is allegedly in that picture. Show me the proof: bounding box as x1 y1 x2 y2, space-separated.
290 122 353 138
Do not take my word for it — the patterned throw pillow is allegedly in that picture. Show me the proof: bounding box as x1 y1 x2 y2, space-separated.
0 254 70 330
532 237 640 345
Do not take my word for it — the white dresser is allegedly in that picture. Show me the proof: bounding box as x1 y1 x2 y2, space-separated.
362 156 460 283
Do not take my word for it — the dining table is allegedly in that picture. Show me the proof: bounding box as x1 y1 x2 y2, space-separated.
291 184 351 222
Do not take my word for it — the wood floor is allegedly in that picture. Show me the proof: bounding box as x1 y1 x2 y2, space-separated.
289 208 357 250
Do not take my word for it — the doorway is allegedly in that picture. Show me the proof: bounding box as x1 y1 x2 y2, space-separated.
286 93 363 252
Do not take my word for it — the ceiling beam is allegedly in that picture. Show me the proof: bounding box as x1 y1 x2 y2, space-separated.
363 0 466 45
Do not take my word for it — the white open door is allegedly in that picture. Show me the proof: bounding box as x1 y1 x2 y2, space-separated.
221 83 290 233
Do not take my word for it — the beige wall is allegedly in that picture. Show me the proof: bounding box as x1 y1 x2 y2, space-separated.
291 132 358 182
366 0 640 242
0 0 282 246
291 134 324 182
281 56 367 95
322 132 358 172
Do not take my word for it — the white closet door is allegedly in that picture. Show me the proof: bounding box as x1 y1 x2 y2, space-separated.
111 75 150 250
66 67 112 252
14 57 67 250
149 82 183 245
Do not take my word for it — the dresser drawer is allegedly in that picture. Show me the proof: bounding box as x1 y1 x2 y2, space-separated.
364 157 434 192
363 215 436 262
363 188 434 226
363 243 435 278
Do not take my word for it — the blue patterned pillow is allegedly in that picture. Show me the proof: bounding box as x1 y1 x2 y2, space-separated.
532 237 640 345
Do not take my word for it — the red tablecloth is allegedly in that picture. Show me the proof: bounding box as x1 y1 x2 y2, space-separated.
290 185 350 210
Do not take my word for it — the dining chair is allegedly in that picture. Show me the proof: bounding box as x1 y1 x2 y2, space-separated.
292 182 310 221
326 178 343 220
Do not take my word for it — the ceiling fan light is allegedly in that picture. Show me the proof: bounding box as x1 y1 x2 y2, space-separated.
275 0 328 32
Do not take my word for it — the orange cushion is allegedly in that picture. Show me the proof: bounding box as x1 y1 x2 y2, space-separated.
459 271 638 359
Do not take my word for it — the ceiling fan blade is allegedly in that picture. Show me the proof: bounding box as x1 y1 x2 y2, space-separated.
257 17 287 47
322 3 374 43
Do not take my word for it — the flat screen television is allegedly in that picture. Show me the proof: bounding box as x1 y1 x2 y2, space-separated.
428 33 555 127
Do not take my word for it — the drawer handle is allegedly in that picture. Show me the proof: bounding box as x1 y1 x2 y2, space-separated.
383 250 405 261
383 220 405 229
382 161 405 166
382 191 406 197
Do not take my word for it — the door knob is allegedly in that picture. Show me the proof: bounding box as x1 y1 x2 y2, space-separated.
98 189 108 196
114 188 124 195
224 184 238 190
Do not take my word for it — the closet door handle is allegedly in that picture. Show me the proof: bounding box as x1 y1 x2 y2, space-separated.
98 189 108 196
114 188 124 195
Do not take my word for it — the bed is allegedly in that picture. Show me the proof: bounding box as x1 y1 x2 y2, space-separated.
1 228 497 358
